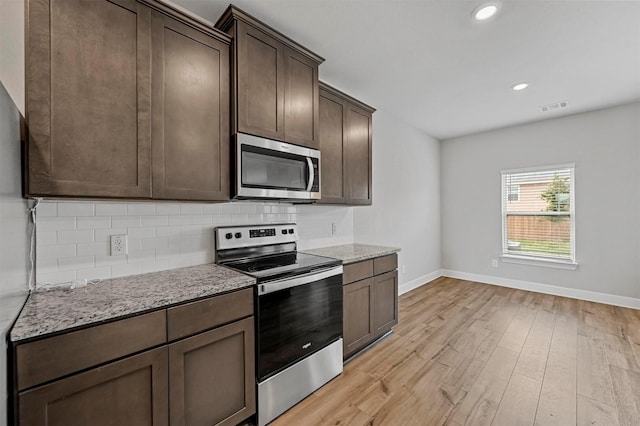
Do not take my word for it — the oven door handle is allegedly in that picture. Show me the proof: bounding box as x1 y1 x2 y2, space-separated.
258 265 343 295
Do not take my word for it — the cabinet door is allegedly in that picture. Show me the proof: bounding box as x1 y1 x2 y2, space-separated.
343 278 374 359
236 21 285 140
318 87 346 203
345 104 373 205
169 317 255 426
26 0 151 197
284 47 319 148
151 12 230 201
373 271 398 338
19 347 168 426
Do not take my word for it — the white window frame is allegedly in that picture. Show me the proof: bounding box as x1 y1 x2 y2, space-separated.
500 163 578 270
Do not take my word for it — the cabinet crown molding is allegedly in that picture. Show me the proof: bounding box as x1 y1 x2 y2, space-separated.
319 81 376 113
215 4 325 64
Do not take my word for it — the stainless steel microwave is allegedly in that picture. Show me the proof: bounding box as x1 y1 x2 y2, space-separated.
234 133 321 201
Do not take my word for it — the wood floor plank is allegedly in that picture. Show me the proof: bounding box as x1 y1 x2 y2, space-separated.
448 347 519 426
609 365 640 426
498 306 537 353
514 309 556 381
534 351 577 426
271 279 640 426
577 332 616 407
576 394 620 426
492 373 542 426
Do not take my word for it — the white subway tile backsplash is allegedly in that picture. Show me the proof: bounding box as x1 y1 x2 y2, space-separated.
112 263 142 278
95 203 127 216
156 204 182 215
180 204 202 215
37 231 58 246
58 255 95 271
127 203 156 215
169 215 191 226
57 202 95 217
112 215 142 228
37 270 76 285
142 215 168 227
38 216 75 231
95 228 127 241
77 216 111 229
76 266 111 281
77 241 110 256
57 229 94 244
35 201 354 286
37 244 76 260
37 202 58 217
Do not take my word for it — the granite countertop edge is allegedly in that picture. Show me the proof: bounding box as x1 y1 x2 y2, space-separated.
302 243 400 264
10 263 256 343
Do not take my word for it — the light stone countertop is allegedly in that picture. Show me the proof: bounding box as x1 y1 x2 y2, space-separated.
10 263 255 342
302 243 400 264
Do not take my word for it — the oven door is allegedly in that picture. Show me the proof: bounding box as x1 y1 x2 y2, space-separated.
256 266 343 381
235 133 320 200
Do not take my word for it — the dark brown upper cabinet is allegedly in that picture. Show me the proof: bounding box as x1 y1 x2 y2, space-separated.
216 5 324 149
26 0 231 201
26 0 152 198
150 10 230 201
318 82 375 205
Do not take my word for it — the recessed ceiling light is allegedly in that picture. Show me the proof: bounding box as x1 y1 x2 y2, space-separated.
473 3 500 21
512 83 529 91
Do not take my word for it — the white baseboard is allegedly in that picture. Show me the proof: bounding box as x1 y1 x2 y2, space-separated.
399 270 442 295
441 269 640 310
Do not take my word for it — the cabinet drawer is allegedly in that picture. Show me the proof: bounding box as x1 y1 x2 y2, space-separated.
343 260 373 285
373 254 397 276
167 288 253 341
16 310 166 391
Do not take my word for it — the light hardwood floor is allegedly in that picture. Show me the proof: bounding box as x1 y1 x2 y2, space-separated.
272 277 640 426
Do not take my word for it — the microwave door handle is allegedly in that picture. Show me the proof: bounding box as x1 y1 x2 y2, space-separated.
306 157 314 192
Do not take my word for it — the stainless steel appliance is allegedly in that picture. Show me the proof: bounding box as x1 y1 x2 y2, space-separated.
234 133 321 201
215 224 343 425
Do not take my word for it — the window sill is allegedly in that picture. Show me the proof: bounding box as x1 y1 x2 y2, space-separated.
500 254 579 270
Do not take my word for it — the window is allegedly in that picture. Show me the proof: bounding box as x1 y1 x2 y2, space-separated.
507 184 520 202
501 164 575 265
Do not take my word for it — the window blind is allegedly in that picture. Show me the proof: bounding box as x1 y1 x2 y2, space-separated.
501 165 575 261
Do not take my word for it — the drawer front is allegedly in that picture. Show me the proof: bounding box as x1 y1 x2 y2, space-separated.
343 260 373 285
167 288 253 341
373 253 398 276
16 310 167 391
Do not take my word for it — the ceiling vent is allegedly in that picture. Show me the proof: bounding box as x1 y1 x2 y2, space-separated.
540 101 568 112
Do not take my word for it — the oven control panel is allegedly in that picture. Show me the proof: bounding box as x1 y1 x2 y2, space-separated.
215 223 297 250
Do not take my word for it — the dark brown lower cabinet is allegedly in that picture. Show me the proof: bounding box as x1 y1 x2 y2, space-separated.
373 271 399 337
343 278 374 358
342 254 398 359
169 317 255 426
19 347 169 426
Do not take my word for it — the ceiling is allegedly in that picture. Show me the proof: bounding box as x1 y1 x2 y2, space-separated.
172 0 640 140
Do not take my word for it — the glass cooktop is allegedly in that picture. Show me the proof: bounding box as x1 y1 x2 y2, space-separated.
222 252 341 282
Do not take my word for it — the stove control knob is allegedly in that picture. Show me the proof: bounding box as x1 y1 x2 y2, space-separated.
288 229 294 234
225 233 233 240
281 229 287 235
235 232 242 239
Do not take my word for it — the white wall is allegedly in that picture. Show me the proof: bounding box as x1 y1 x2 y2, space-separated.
354 109 441 294
441 102 640 301
0 82 30 426
0 0 25 114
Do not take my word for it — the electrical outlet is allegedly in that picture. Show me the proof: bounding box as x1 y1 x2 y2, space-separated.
401 265 406 274
111 235 128 256
331 223 338 235
491 259 498 268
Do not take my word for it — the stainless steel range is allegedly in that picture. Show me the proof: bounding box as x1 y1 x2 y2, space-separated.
215 223 343 426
